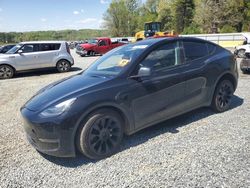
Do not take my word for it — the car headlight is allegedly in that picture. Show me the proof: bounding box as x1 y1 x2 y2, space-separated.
40 98 76 117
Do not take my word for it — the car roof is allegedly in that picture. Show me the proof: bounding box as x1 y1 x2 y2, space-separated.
96 37 110 40
19 41 66 44
134 37 217 47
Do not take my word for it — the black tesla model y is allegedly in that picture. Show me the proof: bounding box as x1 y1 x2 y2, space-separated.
21 37 238 159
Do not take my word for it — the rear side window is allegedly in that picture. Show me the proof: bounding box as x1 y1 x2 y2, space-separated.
183 41 209 62
40 43 61 51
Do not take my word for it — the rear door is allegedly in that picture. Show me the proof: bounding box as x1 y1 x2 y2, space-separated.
128 41 188 129
181 39 214 108
38 43 61 67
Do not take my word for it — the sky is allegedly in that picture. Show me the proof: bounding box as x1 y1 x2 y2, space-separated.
0 0 111 32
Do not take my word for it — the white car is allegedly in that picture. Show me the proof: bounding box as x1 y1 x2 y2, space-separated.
0 41 74 79
235 33 250 57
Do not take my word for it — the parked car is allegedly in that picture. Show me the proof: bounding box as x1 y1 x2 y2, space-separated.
0 41 74 79
0 44 15 53
239 52 250 74
235 33 250 58
21 37 238 159
76 37 126 57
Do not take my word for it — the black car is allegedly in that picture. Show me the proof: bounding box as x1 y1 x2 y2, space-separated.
21 37 238 159
0 44 15 53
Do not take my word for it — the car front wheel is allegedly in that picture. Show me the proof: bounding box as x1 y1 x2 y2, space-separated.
211 79 234 113
77 109 124 160
0 65 14 79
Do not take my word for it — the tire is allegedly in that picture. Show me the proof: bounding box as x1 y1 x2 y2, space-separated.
89 51 95 56
211 79 234 113
56 60 71 73
242 70 248 74
0 65 14 79
237 49 246 58
76 109 124 160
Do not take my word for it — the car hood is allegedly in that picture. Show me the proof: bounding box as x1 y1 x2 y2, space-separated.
24 73 112 112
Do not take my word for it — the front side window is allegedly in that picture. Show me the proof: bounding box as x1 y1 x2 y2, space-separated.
99 40 107 46
183 41 209 62
20 44 39 53
140 42 182 72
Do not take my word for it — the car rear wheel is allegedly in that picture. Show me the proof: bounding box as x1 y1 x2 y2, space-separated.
77 109 124 160
56 60 71 73
211 79 234 113
238 49 246 58
0 65 14 79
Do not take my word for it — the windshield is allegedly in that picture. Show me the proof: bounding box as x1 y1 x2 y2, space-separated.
85 44 148 76
88 39 98 44
6 44 21 54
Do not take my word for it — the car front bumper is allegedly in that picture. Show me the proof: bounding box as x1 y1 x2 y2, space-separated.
21 107 76 157
240 58 250 71
76 49 87 56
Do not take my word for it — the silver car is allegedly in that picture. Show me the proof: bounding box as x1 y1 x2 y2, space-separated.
0 41 74 79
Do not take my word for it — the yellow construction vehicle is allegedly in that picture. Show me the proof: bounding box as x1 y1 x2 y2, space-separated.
134 21 177 41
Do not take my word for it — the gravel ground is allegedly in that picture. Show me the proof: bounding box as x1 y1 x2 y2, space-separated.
0 50 250 188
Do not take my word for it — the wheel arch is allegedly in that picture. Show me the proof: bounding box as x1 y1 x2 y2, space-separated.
72 103 133 154
56 58 71 66
215 72 237 91
0 63 16 73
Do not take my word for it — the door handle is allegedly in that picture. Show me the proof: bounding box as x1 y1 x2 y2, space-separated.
9 56 15 58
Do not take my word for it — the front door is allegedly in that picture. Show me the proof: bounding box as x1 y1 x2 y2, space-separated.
14 44 40 70
128 41 188 129
96 40 110 54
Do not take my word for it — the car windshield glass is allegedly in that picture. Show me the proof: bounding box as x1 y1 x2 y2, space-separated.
88 39 98 44
85 44 148 76
6 44 21 54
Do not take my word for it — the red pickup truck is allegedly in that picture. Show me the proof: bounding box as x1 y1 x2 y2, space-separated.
76 37 126 56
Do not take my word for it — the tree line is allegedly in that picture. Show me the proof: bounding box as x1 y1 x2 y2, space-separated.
0 29 109 44
103 0 250 36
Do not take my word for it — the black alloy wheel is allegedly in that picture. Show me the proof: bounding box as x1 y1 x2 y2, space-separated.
77 109 124 159
212 80 234 112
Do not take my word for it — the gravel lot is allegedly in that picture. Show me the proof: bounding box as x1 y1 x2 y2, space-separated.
0 50 249 188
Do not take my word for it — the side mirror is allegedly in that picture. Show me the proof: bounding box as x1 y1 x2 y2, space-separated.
138 67 151 77
17 50 23 54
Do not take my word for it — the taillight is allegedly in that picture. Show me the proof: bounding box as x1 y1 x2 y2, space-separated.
66 43 71 54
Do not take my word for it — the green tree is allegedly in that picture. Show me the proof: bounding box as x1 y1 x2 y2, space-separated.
157 0 174 31
173 0 195 33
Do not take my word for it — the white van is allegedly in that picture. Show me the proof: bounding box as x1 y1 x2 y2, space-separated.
0 41 74 79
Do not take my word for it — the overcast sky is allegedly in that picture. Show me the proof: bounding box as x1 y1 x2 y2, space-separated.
0 0 111 32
